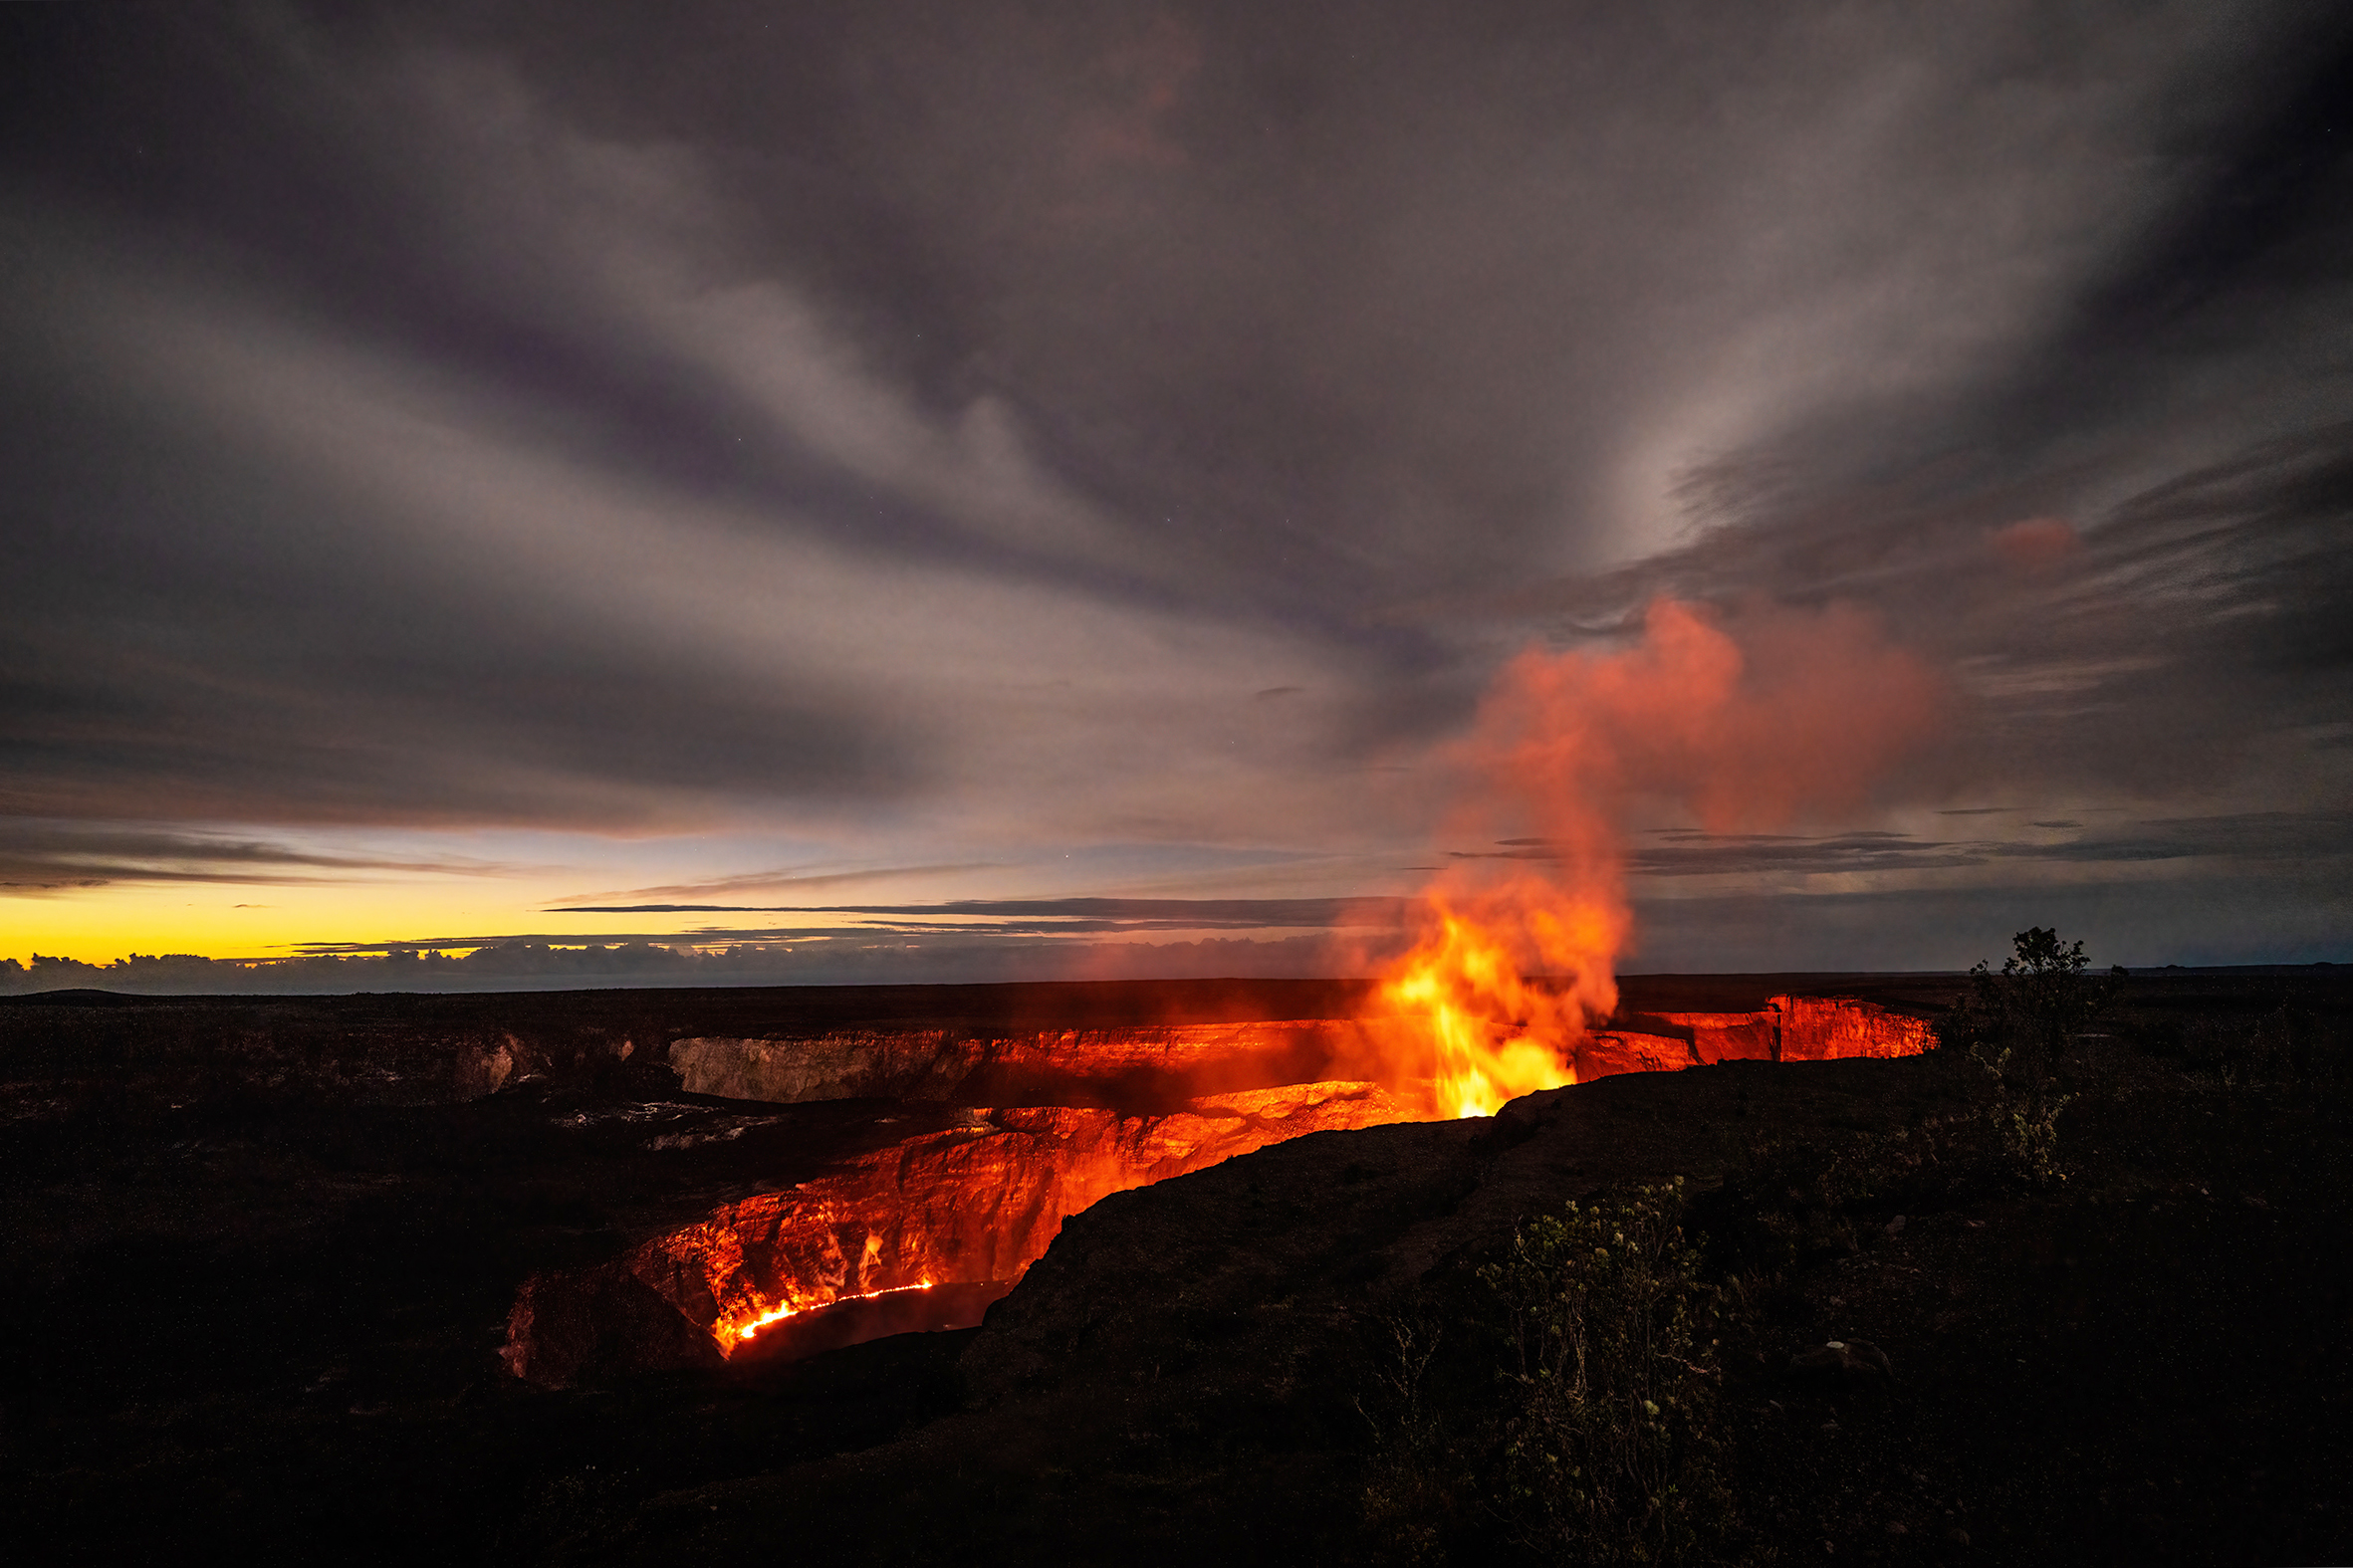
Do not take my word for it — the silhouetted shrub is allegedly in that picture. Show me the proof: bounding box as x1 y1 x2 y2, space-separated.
1938 927 2124 1067
1937 928 2124 1186
1356 1181 1737 1565
1478 1181 1731 1563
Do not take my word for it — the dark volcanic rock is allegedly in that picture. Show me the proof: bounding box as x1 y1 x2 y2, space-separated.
593 1010 2353 1567
1790 1338 1895 1384
503 1262 729 1387
9 972 2347 1565
606 1057 1975 1563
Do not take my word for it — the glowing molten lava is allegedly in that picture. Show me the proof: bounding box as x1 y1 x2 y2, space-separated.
726 1278 937 1350
1378 883 1624 1117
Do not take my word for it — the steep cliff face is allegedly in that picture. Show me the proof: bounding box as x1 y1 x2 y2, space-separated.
1575 1028 1710 1078
1649 1009 1782 1063
1579 997 1932 1076
666 998 1933 1110
502 1079 1412 1386
1773 995 1938 1059
667 1021 1362 1106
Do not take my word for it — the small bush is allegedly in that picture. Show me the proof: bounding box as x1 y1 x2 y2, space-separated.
1937 926 2124 1072
1476 1180 1731 1564
1939 928 2120 1187
1968 1041 2073 1187
1355 1183 1737 1564
1357 1307 1458 1565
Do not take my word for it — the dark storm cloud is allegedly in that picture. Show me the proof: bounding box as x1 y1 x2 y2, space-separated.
0 820 527 892
2 0 2350 963
1628 835 1987 877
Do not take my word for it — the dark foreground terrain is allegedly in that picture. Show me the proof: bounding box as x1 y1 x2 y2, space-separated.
3 970 2347 1563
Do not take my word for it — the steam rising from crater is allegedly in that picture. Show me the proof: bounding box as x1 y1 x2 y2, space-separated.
1379 598 1947 1115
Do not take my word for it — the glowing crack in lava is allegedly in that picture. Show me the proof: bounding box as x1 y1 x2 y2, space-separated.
1376 597 1944 1118
728 1278 937 1350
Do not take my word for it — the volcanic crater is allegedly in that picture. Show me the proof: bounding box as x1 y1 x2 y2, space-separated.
10 971 2344 1564
503 987 1932 1385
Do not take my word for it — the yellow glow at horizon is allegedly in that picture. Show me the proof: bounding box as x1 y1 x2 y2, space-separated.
0 875 839 967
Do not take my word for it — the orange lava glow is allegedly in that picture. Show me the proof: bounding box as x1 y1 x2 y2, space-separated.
1377 882 1623 1117
721 1278 937 1352
634 1085 1419 1365
503 1010 1939 1384
1375 598 1944 1117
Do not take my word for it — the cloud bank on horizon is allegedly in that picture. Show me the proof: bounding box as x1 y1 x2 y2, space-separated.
2 0 2349 985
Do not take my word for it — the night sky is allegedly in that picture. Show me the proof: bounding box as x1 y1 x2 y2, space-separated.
4 1 2349 987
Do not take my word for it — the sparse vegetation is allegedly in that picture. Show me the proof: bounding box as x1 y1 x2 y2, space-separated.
2147 995 2348 1092
1937 927 2125 1186
1478 1180 1732 1564
1702 1114 1994 1276
1963 1037 2071 1186
1357 1308 1456 1565
1360 1181 1737 1565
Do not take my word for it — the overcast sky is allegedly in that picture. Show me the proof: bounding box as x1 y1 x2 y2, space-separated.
3 0 2349 984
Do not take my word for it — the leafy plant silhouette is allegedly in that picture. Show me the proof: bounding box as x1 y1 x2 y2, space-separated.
1477 1180 1731 1564
1939 927 2123 1186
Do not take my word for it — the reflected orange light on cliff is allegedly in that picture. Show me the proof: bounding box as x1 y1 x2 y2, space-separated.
504 1012 1941 1384
613 1085 1416 1367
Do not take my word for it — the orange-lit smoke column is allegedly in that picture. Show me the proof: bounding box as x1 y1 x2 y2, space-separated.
1380 598 1944 1116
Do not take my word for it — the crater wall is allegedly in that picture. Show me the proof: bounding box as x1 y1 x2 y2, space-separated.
502 1080 1412 1387
508 996 1937 1385
665 996 1934 1111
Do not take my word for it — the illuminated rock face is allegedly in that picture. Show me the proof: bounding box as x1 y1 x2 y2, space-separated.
504 999 1935 1385
1772 995 1938 1059
1578 997 1934 1078
667 1022 1364 1105
667 999 1931 1110
502 1080 1413 1387
1649 1010 1782 1063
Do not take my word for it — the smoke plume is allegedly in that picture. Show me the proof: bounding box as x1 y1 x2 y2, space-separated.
1378 597 1946 1113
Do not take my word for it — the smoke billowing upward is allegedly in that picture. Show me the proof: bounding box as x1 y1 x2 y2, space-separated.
1379 599 1947 1114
